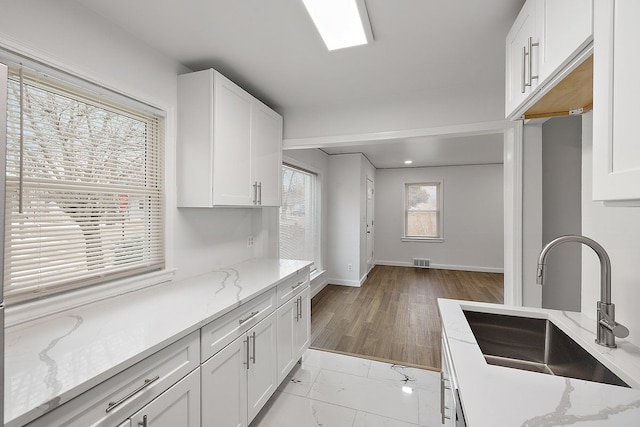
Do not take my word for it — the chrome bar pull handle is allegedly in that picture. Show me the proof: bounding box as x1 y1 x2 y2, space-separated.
528 36 539 86
298 296 303 320
291 281 304 290
258 182 262 205
250 331 256 364
138 415 148 427
252 181 258 205
440 372 445 424
294 297 299 322
239 311 259 325
521 45 527 93
244 337 250 370
106 376 160 413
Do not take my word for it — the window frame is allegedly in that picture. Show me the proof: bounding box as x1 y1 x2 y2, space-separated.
1 52 171 313
402 181 444 242
279 159 322 274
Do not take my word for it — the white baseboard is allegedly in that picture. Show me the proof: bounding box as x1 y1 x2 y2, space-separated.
326 278 362 287
374 260 504 274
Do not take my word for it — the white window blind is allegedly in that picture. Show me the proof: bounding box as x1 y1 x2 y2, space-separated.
280 165 318 270
4 65 165 304
405 182 441 239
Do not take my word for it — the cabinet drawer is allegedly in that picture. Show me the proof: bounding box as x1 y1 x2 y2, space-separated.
276 268 309 306
201 288 276 362
27 331 200 427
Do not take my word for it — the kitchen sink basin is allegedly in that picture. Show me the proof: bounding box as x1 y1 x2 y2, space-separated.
463 310 629 387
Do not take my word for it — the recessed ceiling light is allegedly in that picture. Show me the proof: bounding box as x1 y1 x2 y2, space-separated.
301 0 373 51
404 160 413 165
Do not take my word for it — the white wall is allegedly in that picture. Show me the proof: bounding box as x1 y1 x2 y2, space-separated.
374 164 504 272
522 124 543 307
581 112 640 347
327 154 363 285
0 0 271 286
541 116 582 311
282 149 330 296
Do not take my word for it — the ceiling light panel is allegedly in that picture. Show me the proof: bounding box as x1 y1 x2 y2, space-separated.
302 0 372 51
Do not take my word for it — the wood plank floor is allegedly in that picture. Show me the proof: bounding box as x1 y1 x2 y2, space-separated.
310 265 503 370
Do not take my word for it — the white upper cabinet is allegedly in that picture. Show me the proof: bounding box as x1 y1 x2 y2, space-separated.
593 0 640 201
251 100 283 207
506 0 593 119
177 69 282 207
212 73 253 206
506 0 538 116
536 0 593 81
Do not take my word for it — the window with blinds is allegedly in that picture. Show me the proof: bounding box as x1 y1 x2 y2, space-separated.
280 165 318 271
4 65 165 304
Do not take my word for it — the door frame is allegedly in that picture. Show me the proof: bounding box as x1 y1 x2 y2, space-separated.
283 119 523 306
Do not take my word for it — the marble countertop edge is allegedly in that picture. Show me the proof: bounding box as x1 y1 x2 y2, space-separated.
4 257 312 427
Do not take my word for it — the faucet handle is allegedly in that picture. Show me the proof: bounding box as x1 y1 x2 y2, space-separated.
598 306 630 338
610 321 629 338
599 318 629 338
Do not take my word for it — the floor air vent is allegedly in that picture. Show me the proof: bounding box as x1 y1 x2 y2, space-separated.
413 258 431 268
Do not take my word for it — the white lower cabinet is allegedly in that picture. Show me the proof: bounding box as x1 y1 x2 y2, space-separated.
201 335 248 427
276 286 311 384
441 332 466 427
294 287 311 358
201 311 278 427
129 368 200 427
247 311 278 422
25 332 200 427
22 267 311 427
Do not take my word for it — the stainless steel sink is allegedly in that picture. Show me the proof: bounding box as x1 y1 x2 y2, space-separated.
463 310 629 387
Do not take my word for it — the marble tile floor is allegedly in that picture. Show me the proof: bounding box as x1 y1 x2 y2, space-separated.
251 349 442 427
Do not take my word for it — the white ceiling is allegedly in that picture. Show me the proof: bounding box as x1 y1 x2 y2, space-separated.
73 0 523 167
321 133 504 168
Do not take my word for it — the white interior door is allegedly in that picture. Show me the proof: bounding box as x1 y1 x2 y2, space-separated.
366 178 375 272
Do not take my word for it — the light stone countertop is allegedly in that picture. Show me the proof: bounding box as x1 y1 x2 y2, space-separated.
4 258 312 427
438 299 640 426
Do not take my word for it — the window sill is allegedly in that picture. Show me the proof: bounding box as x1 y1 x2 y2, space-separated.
401 237 444 243
5 269 176 328
310 269 325 282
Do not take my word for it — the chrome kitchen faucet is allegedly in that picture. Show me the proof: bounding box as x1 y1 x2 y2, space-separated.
536 235 629 348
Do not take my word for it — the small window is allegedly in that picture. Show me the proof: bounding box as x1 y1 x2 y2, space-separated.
280 164 319 271
404 182 442 240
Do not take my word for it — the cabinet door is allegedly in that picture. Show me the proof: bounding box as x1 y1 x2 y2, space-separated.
593 0 640 201
247 312 278 423
201 336 248 427
294 287 311 360
212 72 254 206
505 0 537 116
130 368 200 427
117 421 131 427
276 295 297 384
251 101 282 207
440 336 457 427
537 0 592 82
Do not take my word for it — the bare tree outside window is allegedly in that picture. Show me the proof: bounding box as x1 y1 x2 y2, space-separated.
4 70 164 303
